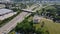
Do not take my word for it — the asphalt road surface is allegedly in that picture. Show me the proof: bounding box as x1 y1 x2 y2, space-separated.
0 12 31 34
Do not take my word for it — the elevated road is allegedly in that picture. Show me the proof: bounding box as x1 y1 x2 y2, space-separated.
21 4 40 13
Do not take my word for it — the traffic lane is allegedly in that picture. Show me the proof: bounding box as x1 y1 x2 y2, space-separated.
0 12 29 33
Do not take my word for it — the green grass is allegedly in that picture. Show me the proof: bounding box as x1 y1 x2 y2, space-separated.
33 17 60 34
33 23 41 30
33 18 49 34
40 18 60 34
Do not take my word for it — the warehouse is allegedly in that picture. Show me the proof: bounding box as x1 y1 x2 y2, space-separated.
0 9 13 16
0 9 17 20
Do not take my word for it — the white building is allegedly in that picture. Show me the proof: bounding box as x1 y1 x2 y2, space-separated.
33 15 42 23
0 9 13 16
0 9 17 20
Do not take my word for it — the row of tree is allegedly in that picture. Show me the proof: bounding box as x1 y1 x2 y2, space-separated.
41 5 60 22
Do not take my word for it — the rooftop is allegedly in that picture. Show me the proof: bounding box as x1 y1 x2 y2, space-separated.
0 9 13 15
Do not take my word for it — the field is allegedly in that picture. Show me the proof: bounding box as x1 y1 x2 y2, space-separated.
40 18 60 34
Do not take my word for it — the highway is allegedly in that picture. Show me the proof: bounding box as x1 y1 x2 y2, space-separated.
0 12 31 34
0 4 39 34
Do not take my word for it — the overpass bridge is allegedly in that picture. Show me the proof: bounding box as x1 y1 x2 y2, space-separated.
21 4 41 13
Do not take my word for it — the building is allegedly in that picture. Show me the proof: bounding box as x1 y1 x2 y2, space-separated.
0 9 17 20
0 9 13 16
33 15 42 23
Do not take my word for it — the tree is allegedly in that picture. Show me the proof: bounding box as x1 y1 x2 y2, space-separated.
20 3 27 9
15 20 33 34
35 28 49 34
42 6 57 17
